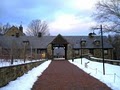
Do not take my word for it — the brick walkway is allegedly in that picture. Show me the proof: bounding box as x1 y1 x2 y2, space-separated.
32 60 111 90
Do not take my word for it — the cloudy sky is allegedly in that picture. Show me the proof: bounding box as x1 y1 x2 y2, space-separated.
0 0 98 36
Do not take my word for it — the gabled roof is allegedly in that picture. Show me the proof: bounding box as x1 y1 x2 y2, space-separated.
51 34 68 44
4 26 18 34
4 25 25 36
64 36 113 49
0 36 55 49
0 35 113 49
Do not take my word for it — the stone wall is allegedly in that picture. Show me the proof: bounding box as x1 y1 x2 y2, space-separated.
4 26 23 37
94 49 113 59
0 61 45 87
67 44 73 60
94 49 102 58
104 49 113 59
47 44 52 59
46 43 113 60
73 48 113 59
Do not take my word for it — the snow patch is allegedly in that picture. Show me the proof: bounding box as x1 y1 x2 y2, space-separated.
69 58 120 90
0 60 51 90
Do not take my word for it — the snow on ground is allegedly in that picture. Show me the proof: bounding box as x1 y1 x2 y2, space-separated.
0 60 51 90
0 59 45 67
69 58 120 90
0 58 120 90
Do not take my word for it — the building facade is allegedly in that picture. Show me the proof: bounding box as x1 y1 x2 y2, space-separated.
4 25 25 37
0 34 113 60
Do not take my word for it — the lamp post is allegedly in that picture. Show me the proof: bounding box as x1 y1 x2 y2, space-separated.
23 41 29 63
80 39 86 65
72 44 74 62
31 46 32 60
80 41 83 64
100 25 105 75
92 25 105 75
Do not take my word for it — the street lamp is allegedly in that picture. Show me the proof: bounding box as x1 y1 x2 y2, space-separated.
72 44 74 62
100 25 105 75
80 39 86 65
23 41 29 63
92 25 105 75
80 41 82 64
31 46 32 60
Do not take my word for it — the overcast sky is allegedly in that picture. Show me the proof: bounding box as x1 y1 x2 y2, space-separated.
0 0 98 36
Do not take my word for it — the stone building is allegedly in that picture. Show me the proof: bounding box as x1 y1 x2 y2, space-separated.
4 25 25 37
0 34 113 60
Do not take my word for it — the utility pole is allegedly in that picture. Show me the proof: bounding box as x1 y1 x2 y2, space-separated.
31 46 32 60
92 25 105 75
80 41 82 64
100 25 105 75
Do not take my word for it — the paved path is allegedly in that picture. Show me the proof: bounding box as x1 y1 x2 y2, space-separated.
32 60 111 90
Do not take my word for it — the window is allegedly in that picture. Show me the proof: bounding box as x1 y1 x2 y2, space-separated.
32 49 36 53
23 41 29 45
74 49 79 55
89 49 94 55
104 49 108 55
80 39 86 46
96 41 100 45
16 33 19 37
37 49 46 54
37 49 41 54
94 39 100 46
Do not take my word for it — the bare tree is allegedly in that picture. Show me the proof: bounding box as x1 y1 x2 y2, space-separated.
3 23 11 33
26 19 50 36
113 34 120 60
107 34 120 59
92 0 120 33
0 23 11 34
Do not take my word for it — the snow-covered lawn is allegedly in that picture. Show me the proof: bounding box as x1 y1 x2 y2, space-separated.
0 60 51 90
69 58 120 90
0 59 45 67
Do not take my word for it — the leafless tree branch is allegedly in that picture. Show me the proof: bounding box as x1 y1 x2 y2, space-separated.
26 19 50 36
92 0 120 33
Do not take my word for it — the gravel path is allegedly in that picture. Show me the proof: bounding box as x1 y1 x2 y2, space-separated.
32 60 111 90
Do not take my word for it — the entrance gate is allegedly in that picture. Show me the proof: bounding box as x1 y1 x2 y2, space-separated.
52 44 67 60
51 34 68 60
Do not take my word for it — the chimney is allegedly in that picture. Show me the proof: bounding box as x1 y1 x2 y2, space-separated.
19 25 23 33
38 32 42 37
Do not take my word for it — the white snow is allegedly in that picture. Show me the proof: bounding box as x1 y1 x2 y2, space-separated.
0 59 45 67
69 58 120 90
0 60 51 90
0 58 120 90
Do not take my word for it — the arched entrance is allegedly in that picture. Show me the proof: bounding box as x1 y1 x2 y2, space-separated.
51 34 68 60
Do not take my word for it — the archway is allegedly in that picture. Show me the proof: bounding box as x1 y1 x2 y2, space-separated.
52 44 67 60
54 47 65 59
51 34 68 60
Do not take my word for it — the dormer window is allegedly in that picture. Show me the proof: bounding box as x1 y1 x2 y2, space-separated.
94 39 100 46
12 35 14 36
80 39 86 46
23 41 29 46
